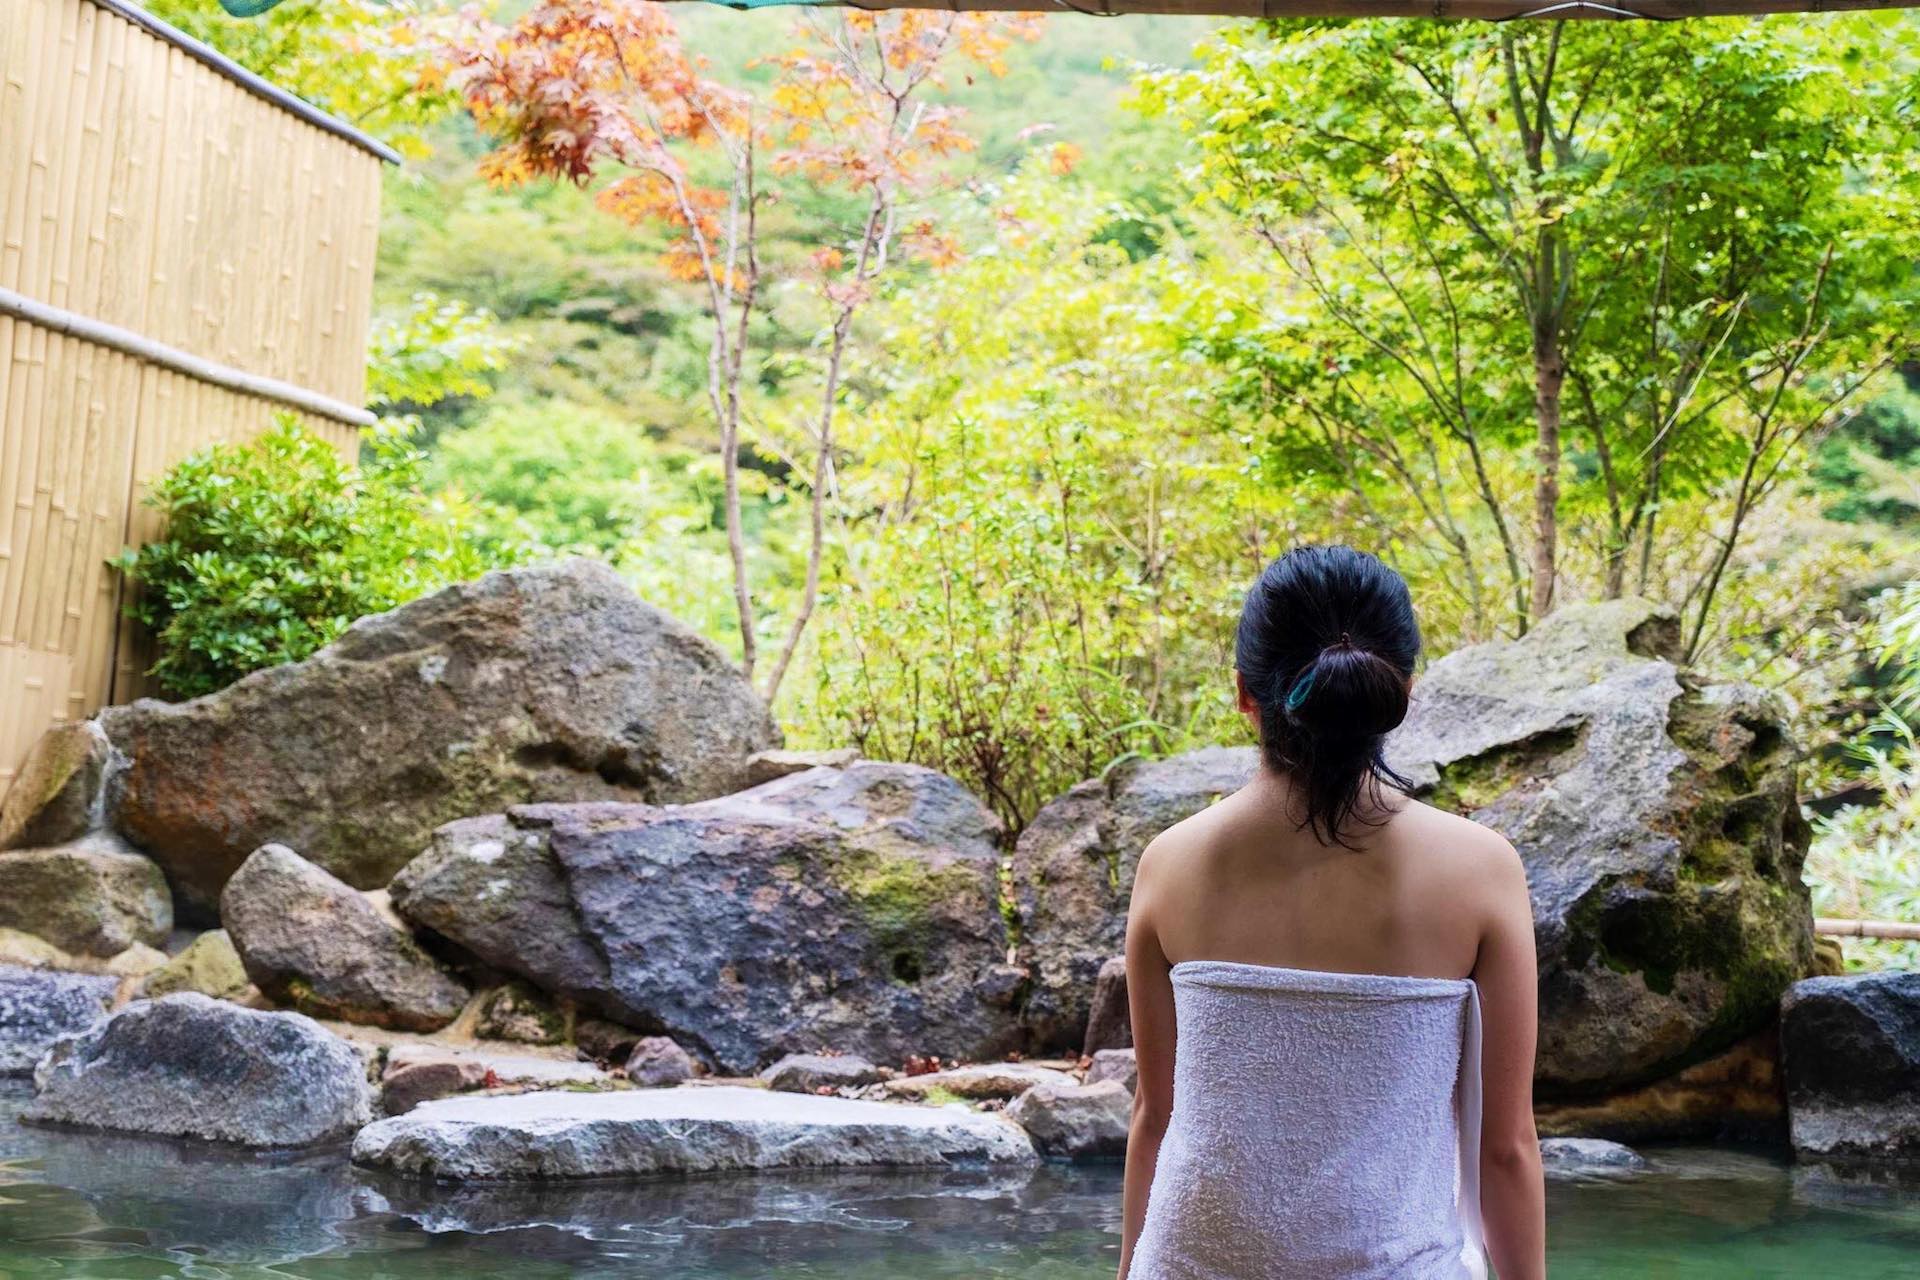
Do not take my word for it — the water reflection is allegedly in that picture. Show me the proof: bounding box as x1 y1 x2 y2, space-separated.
5 1081 1920 1279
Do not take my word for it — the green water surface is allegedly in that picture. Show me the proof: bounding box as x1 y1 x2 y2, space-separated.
1 1085 1915 1278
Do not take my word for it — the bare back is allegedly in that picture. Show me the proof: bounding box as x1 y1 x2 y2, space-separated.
1142 773 1512 981
1118 769 1545 1280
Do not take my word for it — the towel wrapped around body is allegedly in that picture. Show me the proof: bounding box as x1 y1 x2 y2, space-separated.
1130 960 1485 1280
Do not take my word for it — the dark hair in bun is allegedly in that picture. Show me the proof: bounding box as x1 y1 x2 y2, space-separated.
1235 545 1420 845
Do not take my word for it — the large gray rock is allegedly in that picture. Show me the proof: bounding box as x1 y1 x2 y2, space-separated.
0 720 112 850
0 966 116 1075
0 832 172 957
1011 748 1256 1049
1781 973 1920 1162
23 993 373 1146
1006 1079 1131 1160
100 559 779 914
393 761 1019 1073
351 1085 1037 1180
1387 600 1813 1096
222 844 468 1032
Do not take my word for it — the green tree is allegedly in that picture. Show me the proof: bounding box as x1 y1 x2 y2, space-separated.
1140 15 1918 651
367 292 517 415
807 166 1270 828
144 0 460 156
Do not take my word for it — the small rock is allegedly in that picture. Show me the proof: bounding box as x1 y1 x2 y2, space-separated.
0 721 111 850
222 844 469 1032
477 981 568 1045
1083 956 1131 1055
1086 1048 1137 1093
1539 1137 1647 1177
23 993 373 1146
973 963 1030 1010
139 930 252 1002
351 1085 1038 1180
1812 935 1846 978
0 965 116 1075
0 833 172 958
0 927 75 971
101 943 169 980
1007 1080 1131 1160
1782 972 1920 1162
626 1036 695 1087
574 1017 643 1064
760 1052 886 1093
884 1062 1077 1101
744 748 861 786
381 1059 489 1116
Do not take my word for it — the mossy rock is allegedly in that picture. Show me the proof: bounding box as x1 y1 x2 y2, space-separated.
0 833 171 958
0 721 111 851
1387 600 1815 1099
540 761 1017 1074
476 981 570 1045
141 929 252 1002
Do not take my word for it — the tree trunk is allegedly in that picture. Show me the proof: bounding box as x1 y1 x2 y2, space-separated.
1529 314 1564 620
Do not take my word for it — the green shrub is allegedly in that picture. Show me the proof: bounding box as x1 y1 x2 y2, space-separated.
1807 583 1920 972
114 416 514 699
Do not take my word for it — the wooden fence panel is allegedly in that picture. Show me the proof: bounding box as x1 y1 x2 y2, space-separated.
0 0 387 789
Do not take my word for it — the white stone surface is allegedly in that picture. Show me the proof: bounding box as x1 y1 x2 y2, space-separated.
352 1084 1037 1180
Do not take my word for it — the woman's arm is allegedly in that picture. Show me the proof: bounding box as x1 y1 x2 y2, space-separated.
1117 841 1177 1280
1474 840 1546 1280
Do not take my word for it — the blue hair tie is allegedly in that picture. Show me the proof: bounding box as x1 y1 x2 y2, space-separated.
1284 666 1318 711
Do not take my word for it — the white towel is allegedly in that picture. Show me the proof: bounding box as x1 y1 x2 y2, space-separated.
1130 961 1487 1280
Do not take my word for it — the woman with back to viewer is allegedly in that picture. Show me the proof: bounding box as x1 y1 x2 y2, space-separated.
1117 545 1546 1280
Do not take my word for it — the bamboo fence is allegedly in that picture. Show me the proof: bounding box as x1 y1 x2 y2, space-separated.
0 0 393 788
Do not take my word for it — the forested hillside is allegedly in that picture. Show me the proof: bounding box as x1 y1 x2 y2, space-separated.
121 5 1920 958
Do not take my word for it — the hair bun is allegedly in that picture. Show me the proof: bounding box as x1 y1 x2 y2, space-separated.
1283 644 1410 739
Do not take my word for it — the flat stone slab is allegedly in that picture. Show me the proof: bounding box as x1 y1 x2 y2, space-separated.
383 1042 611 1088
352 1084 1037 1181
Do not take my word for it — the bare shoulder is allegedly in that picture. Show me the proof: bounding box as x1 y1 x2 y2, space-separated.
1132 789 1239 898
1389 797 1527 895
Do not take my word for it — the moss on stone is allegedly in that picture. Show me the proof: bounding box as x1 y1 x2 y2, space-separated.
830 850 983 987
142 929 250 1001
1424 724 1586 814
478 980 570 1044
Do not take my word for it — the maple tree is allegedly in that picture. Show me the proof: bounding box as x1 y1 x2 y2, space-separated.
437 1 1040 700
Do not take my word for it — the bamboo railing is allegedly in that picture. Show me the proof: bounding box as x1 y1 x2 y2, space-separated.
0 0 391 788
1817 917 1920 942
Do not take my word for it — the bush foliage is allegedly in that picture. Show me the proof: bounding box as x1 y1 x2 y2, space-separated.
114 417 509 698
